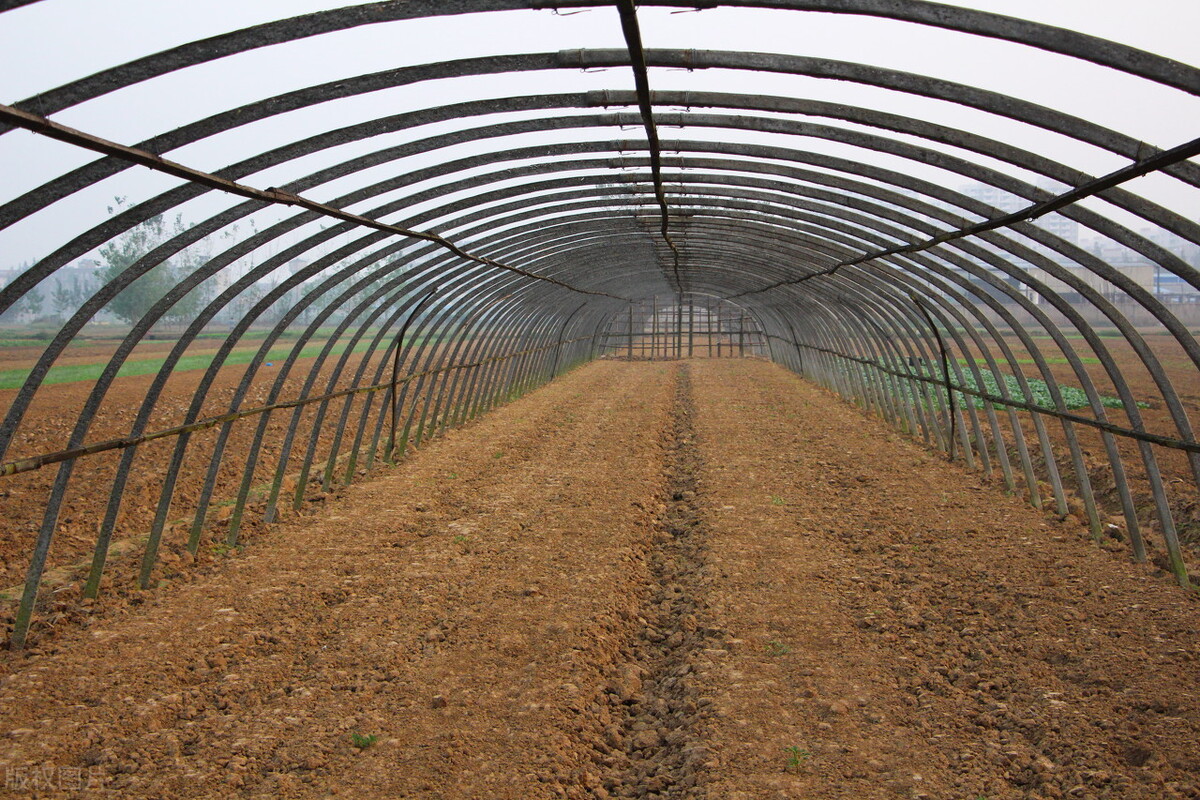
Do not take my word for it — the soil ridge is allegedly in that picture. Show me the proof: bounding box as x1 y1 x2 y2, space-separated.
594 364 721 799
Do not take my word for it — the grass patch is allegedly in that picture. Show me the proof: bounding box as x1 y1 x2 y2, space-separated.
1023 329 1136 339
0 339 380 389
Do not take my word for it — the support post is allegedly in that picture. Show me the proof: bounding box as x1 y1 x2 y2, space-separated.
627 304 634 359
388 289 438 463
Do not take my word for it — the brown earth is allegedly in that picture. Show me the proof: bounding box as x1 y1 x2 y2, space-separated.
987 333 1199 555
0 327 1196 600
0 340 450 593
0 359 1197 799
882 330 1199 552
687 360 1200 799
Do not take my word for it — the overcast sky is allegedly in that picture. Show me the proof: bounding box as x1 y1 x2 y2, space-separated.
0 0 1197 271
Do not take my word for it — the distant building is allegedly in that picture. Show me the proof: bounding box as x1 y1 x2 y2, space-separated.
959 181 1081 247
957 182 1197 302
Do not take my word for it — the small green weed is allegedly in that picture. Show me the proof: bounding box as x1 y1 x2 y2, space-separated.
770 495 785 506
493 451 504 459
452 534 470 545
350 732 378 749
765 640 792 657
785 745 811 768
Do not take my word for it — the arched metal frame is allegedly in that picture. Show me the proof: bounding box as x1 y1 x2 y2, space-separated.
0 0 1197 649
598 293 769 359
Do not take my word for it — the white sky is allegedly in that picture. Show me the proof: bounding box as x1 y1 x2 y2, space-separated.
0 0 1197 270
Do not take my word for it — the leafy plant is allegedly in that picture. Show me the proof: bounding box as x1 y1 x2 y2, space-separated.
785 746 811 768
770 495 785 506
350 732 378 749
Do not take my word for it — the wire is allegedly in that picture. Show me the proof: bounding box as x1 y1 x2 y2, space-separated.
0 102 631 302
729 132 1200 299
613 0 685 291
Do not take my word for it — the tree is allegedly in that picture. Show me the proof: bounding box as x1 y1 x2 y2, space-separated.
51 282 74 320
24 287 43 319
69 275 93 310
229 283 265 324
97 199 211 328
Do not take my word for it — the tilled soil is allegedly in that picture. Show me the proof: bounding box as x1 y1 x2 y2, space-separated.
688 360 1200 800
1 359 1198 799
960 332 1199 552
591 364 720 798
0 344 447 595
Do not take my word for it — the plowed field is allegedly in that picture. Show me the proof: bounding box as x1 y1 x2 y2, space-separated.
1 359 1198 799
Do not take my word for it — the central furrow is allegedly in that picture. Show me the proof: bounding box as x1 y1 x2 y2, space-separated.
593 364 721 799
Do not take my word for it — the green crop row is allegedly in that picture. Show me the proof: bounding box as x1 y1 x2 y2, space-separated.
858 363 1148 411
